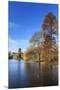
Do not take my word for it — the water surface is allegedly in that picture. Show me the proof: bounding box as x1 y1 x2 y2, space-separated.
8 59 58 88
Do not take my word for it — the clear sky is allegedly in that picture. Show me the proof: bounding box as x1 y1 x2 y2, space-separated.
8 1 58 52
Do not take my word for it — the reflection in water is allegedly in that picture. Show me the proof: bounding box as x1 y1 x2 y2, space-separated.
8 59 58 88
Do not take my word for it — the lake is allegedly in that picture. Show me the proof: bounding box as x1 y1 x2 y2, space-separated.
8 59 58 88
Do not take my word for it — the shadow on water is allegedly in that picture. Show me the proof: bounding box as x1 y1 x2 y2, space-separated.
8 59 58 88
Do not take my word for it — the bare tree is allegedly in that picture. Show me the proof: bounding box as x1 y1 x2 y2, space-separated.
29 31 43 62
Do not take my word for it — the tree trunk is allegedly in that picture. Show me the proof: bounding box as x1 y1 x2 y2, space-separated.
38 52 40 62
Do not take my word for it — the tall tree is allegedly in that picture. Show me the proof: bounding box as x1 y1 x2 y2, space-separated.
18 48 21 59
42 12 58 48
42 12 58 61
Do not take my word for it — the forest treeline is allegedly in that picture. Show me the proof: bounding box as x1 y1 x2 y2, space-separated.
26 12 58 62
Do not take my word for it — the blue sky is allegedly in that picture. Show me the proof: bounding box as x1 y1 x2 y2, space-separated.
8 1 58 52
